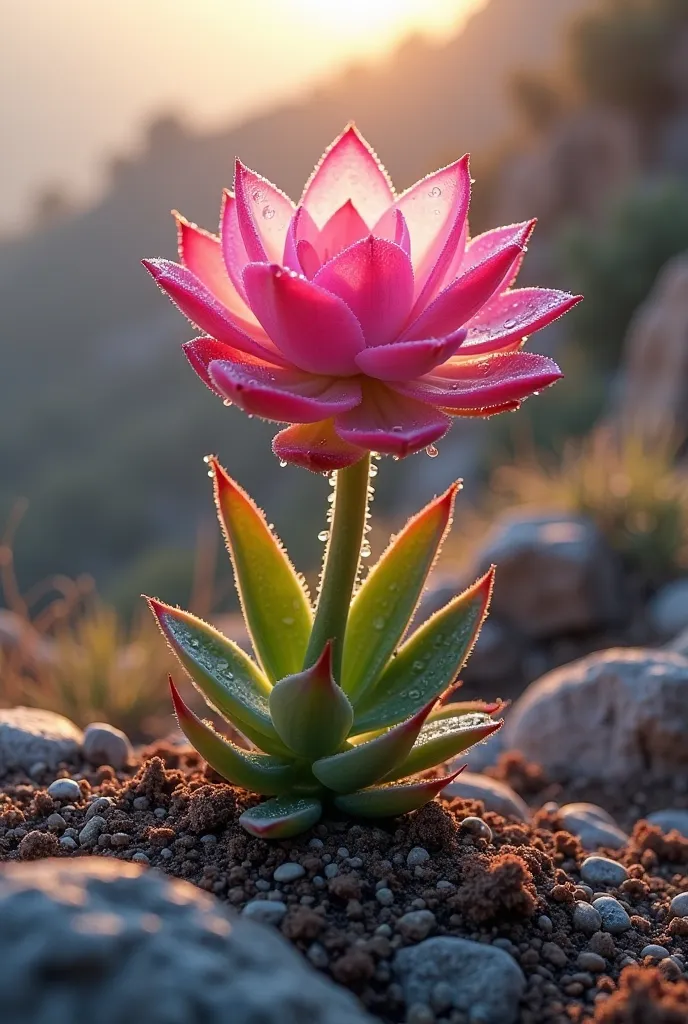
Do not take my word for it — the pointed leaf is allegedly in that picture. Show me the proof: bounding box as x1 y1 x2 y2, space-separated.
312 700 434 794
211 458 312 682
428 698 506 723
239 796 322 838
334 767 464 818
169 677 299 794
147 598 286 751
342 483 459 703
382 713 503 783
269 642 354 759
352 570 493 734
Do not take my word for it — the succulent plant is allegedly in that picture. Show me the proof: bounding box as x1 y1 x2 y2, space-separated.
147 456 503 839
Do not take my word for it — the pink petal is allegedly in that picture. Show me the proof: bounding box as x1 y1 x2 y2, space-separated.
242 263 365 376
296 239 321 279
372 207 411 256
441 400 522 418
395 157 471 308
316 200 369 263
392 351 562 410
335 382 450 457
142 258 286 364
459 220 536 288
220 191 251 301
438 217 469 287
283 206 320 273
233 160 295 263
273 419 367 472
175 213 256 324
401 242 524 342
355 330 466 381
301 124 395 228
208 361 361 423
183 337 281 396
461 288 583 356
314 236 414 347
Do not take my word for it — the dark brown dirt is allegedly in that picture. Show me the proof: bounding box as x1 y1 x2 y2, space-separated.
1 743 687 1024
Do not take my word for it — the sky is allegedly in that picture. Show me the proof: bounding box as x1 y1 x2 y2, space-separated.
1 0 483 233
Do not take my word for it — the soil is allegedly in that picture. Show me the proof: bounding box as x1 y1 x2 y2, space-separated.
1 743 687 1024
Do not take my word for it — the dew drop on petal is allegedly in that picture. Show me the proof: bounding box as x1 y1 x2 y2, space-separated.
281 617 295 626
318 530 329 542
262 206 275 220
223 399 231 407
503 318 517 329
428 186 442 198
373 616 385 630
279 460 287 468
426 444 439 458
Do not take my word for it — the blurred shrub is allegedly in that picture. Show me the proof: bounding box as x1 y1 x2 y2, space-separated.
562 178 688 371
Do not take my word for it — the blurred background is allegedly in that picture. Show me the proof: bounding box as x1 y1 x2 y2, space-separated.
2 0 688 737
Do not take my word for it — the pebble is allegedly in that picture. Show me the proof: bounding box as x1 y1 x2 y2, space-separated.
133 797 150 811
647 809 688 838
406 1005 435 1024
572 902 602 935
46 813 66 831
59 836 77 851
154 808 167 819
83 722 133 769
273 862 305 883
306 942 329 969
376 888 395 907
407 847 430 867
542 942 567 968
336 848 350 859
324 864 339 879
242 899 288 925
108 832 129 848
576 952 606 973
537 915 553 933
132 852 150 865
47 778 81 803
641 944 671 960
160 848 173 860
85 796 113 821
397 910 436 942
592 896 631 934
669 892 688 918
308 838 324 850
78 815 106 847
580 856 628 888
459 816 493 842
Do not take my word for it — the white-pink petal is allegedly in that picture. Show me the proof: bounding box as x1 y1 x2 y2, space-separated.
176 214 256 325
233 160 295 263
460 288 582 356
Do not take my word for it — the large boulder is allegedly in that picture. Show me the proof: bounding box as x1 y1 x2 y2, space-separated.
0 707 82 775
0 859 373 1024
441 771 530 821
504 648 688 781
648 578 688 640
475 513 624 638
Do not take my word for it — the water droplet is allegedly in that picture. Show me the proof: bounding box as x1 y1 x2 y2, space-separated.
408 689 420 700
428 185 442 198
262 206 275 220
203 455 211 464
388 582 398 592
279 460 287 468
412 660 424 671
426 444 439 458
373 616 385 630
223 399 231 407
318 530 329 542
217 658 228 670
281 616 295 626
392 425 403 433
504 318 517 329
252 189 264 203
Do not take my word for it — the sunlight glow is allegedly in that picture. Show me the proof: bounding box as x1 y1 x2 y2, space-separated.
290 0 472 49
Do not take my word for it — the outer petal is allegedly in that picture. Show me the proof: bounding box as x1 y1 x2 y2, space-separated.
142 258 286 364
335 382 450 457
395 157 471 308
220 190 251 301
208 360 362 423
401 242 524 342
233 160 295 263
272 419 367 471
183 336 282 396
243 263 365 375
314 236 414 347
175 213 256 324
316 200 369 263
392 351 562 410
355 330 466 381
301 124 395 228
461 288 583 356
460 220 536 288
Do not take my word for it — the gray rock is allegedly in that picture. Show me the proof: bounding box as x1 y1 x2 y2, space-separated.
474 513 623 639
47 778 81 803
649 579 688 639
504 649 688 781
0 859 371 1024
83 722 133 769
559 803 629 851
647 809 688 838
85 796 114 821
0 708 82 775
78 815 107 847
572 902 602 935
459 817 493 842
376 888 394 907
592 896 631 934
241 899 288 926
59 836 77 851
641 945 671 960
273 863 305 883
577 951 606 972
666 625 688 657
394 936 525 1024
407 847 430 868
441 772 529 821
669 892 688 918
580 856 628 888
397 910 436 942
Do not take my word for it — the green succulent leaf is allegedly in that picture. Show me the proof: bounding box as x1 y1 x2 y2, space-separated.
269 641 354 759
382 712 503 783
342 482 459 703
311 700 434 794
211 458 312 683
239 796 323 838
147 598 287 752
169 677 300 795
334 768 463 818
351 570 494 735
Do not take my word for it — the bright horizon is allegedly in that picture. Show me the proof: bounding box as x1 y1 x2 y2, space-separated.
0 0 484 233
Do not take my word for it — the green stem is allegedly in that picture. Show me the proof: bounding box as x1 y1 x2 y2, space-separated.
304 454 371 678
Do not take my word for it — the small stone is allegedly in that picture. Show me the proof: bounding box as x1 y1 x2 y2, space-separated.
63 828 78 839
85 796 114 821
669 892 688 918
273 863 305 884
132 797 150 811
337 848 350 859
78 815 106 847
324 864 339 879
537 915 553 933
576 952 606 973
430 981 454 1014
640 944 671 960
154 808 167 819
306 942 329 969
376 888 395 907
406 1004 435 1024
542 942 567 968
160 848 173 860
132 852 150 865
592 896 631 934
83 722 133 769
559 803 629 850
308 838 324 850
407 847 430 867
59 836 78 851
580 856 628 888
0 707 83 774
572 902 602 935
397 910 436 942
46 813 66 831
110 832 130 848
441 773 529 821
646 809 688 837
460 817 493 841
659 957 683 980
242 899 288 925
47 778 81 803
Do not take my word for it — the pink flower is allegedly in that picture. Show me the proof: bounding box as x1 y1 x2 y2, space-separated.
144 125 580 470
